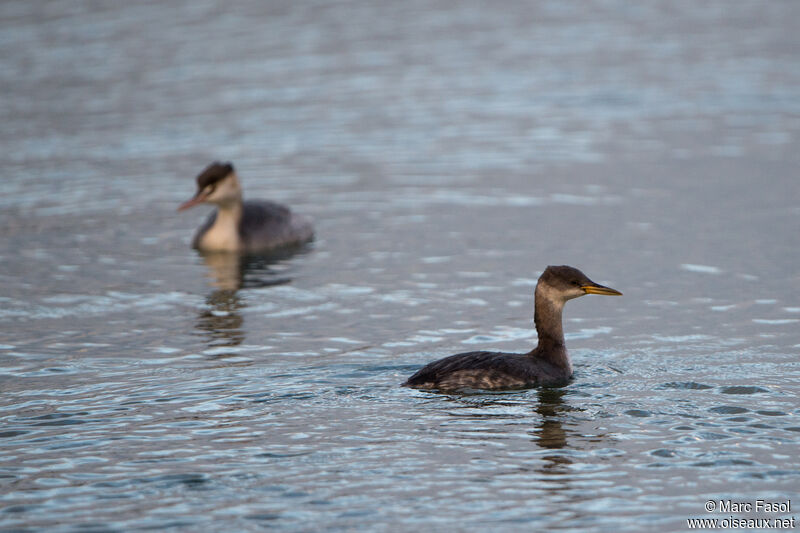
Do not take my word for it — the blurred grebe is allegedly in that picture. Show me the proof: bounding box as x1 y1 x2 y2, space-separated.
179 162 313 253
404 265 622 391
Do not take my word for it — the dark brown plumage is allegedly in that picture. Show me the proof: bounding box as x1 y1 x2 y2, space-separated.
196 162 234 189
404 265 622 391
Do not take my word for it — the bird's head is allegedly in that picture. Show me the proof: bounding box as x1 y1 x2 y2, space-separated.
538 265 622 303
178 161 242 211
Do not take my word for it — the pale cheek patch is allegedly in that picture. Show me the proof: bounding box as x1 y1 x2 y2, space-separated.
537 284 568 309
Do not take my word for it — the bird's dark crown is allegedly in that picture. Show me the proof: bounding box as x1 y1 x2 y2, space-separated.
540 265 592 289
196 162 234 189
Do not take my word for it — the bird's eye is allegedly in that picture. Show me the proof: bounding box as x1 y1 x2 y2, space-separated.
572 280 580 286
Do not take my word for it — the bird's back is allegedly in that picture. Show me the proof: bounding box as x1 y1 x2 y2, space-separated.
404 350 569 390
195 200 313 253
240 200 314 253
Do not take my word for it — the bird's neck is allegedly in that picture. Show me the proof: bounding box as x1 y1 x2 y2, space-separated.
215 197 243 224
531 284 571 371
201 200 243 252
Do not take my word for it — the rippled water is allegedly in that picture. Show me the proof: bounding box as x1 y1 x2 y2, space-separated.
2 1 799 531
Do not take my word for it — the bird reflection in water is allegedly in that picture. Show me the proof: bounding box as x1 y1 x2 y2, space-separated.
198 285 245 348
430 385 607 486
533 388 569 449
532 387 572 474
195 249 303 350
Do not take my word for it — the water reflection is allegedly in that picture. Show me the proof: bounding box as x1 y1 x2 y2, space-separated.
196 288 246 348
532 388 572 475
201 252 246 292
533 388 568 450
439 387 582 475
194 250 301 349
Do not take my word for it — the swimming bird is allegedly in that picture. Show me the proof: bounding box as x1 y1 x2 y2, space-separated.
404 265 622 391
178 162 313 254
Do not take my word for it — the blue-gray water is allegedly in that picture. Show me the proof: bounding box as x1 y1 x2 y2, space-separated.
1 1 799 531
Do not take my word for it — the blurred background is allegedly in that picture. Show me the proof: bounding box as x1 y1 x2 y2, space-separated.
1 1 799 531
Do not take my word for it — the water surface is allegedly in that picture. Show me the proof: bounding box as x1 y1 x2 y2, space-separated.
1 1 799 531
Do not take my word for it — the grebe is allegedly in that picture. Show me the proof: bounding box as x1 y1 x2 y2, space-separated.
404 265 622 391
179 162 313 253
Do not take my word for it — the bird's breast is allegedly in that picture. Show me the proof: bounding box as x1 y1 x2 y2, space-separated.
197 219 241 252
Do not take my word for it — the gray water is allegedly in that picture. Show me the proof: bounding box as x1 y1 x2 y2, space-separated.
1 1 799 531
